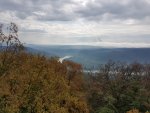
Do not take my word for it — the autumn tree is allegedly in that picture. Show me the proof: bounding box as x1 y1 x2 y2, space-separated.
0 23 89 113
0 23 23 76
87 61 150 113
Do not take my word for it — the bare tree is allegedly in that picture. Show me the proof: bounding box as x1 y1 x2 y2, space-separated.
0 22 24 76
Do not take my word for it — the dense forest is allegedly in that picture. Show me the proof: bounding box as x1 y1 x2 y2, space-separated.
0 23 149 113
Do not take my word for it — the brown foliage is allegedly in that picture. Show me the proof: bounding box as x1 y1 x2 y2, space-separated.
0 52 89 113
126 109 140 113
0 23 89 113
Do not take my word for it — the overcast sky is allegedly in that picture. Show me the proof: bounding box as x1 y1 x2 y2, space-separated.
0 0 150 47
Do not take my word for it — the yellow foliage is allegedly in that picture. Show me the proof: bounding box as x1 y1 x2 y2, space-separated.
0 52 89 113
126 109 140 113
127 109 150 113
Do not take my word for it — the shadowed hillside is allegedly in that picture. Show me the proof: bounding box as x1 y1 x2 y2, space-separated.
26 45 150 69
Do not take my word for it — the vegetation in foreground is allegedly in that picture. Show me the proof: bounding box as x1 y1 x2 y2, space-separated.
0 23 149 113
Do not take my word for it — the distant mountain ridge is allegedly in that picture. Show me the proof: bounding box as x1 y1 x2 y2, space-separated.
26 44 150 68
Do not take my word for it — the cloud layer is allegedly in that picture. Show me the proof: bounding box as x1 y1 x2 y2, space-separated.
0 0 150 47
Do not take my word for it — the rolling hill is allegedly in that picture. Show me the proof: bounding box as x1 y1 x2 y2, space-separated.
26 44 150 68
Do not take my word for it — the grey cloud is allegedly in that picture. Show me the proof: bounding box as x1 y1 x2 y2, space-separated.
20 28 47 33
0 0 39 19
33 0 76 21
0 0 75 21
76 0 150 23
0 0 150 23
35 6 75 21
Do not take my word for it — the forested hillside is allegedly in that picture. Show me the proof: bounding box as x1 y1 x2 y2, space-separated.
0 23 149 113
0 23 89 113
86 61 150 113
26 45 150 68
